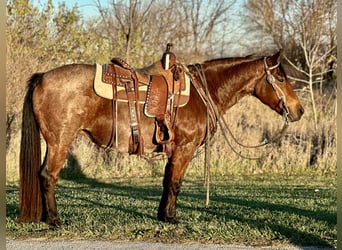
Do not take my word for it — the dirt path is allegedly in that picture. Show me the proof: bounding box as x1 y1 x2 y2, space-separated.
6 240 336 250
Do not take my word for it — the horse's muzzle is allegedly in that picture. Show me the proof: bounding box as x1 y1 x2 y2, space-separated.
288 104 304 122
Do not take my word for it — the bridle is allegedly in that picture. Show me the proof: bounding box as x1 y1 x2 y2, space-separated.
264 57 290 126
191 58 292 205
222 57 290 154
192 57 291 161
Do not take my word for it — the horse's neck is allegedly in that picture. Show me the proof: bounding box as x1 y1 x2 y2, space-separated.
204 58 262 114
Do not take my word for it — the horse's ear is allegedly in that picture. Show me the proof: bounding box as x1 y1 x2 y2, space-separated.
278 49 283 57
270 49 282 65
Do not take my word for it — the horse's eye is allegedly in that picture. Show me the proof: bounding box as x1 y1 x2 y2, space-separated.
278 77 285 83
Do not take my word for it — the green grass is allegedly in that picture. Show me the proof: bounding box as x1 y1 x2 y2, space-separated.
6 173 336 247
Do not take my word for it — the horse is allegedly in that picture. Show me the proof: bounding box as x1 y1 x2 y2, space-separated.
19 50 304 227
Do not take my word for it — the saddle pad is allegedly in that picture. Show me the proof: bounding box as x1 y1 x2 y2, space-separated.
94 63 190 107
94 64 147 102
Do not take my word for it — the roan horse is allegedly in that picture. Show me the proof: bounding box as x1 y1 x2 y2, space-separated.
19 50 304 227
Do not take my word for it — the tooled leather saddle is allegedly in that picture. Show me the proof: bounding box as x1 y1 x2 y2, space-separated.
94 43 190 157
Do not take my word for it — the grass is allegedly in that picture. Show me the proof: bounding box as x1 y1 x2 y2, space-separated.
6 171 337 248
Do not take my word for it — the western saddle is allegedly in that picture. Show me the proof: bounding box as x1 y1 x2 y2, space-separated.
100 43 189 157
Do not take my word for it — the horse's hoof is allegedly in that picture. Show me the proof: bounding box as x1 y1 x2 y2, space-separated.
47 218 62 229
157 213 178 224
167 218 179 224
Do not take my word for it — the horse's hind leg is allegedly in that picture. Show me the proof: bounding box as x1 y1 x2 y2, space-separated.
40 143 69 227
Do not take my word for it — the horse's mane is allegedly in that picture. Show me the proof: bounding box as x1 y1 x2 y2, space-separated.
203 54 289 79
204 54 263 63
203 54 260 63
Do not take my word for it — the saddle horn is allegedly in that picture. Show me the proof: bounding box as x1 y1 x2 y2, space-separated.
162 43 176 70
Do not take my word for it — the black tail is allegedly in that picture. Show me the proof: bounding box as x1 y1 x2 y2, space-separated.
19 73 44 222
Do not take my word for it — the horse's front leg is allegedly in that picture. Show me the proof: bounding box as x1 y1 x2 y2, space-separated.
158 145 195 223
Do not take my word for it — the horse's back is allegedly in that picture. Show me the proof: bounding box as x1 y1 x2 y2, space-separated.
33 64 101 114
41 64 95 91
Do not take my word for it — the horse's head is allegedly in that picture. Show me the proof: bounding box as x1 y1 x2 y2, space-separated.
253 51 304 122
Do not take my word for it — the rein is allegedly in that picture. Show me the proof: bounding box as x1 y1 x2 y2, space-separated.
189 58 292 206
222 57 290 154
192 57 290 161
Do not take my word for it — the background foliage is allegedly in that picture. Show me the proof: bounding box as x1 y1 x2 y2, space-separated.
6 0 336 182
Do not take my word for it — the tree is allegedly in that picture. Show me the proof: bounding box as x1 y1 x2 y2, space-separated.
6 0 54 138
283 0 336 128
174 0 237 61
6 0 106 145
244 0 337 129
95 0 159 65
94 0 238 64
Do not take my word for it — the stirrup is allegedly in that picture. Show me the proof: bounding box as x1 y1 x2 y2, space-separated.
155 119 174 144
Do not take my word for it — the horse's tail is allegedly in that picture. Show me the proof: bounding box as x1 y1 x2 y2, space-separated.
19 73 44 222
